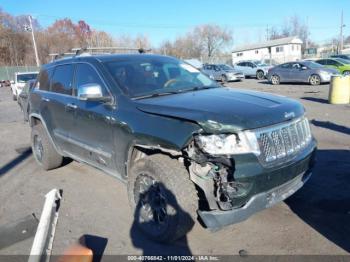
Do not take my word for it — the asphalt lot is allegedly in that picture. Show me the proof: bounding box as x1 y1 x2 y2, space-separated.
0 79 349 257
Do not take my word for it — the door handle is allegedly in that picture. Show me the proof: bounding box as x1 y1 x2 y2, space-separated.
42 97 50 102
66 103 77 110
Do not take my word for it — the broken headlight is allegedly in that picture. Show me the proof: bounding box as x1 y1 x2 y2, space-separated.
195 131 260 156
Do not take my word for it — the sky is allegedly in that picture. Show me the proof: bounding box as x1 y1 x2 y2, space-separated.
1 0 349 47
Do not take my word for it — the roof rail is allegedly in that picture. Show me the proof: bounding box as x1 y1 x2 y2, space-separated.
49 47 152 62
71 47 152 55
48 52 76 62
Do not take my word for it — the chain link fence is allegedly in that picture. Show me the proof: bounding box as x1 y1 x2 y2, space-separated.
0 66 40 81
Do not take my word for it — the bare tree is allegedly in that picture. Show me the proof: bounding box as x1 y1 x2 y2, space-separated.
194 24 232 58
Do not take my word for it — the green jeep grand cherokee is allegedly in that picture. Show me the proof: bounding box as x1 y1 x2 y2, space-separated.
29 54 317 242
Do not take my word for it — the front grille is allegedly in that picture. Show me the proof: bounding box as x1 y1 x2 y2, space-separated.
255 117 312 166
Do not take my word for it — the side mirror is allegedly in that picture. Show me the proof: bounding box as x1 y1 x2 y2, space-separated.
77 83 110 102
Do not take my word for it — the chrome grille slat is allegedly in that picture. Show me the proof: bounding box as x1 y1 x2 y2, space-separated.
256 117 312 167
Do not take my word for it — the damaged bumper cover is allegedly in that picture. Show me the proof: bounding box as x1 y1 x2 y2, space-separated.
198 170 312 229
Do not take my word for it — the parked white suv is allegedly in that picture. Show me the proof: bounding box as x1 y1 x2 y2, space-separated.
234 60 272 80
11 72 38 101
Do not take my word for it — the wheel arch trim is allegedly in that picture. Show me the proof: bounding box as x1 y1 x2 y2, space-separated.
29 113 62 155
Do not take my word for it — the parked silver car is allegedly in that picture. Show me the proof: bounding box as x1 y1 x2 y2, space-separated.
202 64 244 82
234 60 272 80
267 61 339 85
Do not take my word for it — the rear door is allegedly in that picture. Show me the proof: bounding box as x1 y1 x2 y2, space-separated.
276 63 292 82
234 62 249 76
42 64 76 151
68 63 115 170
246 62 257 76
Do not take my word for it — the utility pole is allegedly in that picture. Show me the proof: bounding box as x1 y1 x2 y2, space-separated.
266 25 269 41
305 16 309 50
27 15 40 67
339 10 346 53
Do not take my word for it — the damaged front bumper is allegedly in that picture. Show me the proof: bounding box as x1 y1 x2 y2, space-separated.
198 170 311 229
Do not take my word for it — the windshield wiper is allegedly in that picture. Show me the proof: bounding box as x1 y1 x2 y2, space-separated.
174 85 218 94
132 91 178 100
133 86 218 100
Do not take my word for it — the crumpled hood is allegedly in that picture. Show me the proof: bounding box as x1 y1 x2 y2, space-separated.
135 87 305 133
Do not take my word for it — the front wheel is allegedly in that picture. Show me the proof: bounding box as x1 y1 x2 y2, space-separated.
309 74 321 86
127 154 198 243
256 70 265 80
270 75 280 85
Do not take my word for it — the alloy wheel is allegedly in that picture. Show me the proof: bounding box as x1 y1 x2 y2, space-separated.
310 75 321 85
271 75 280 85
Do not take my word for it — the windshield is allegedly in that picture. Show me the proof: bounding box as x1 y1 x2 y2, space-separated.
104 56 219 98
302 61 324 69
16 73 38 83
218 64 234 70
334 58 350 65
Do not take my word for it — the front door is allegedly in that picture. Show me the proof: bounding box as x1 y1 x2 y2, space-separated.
68 63 116 170
289 63 308 83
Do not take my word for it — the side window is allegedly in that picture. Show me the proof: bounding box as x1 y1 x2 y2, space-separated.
37 68 53 91
281 63 292 69
75 63 107 96
51 64 74 95
328 60 341 66
317 60 326 65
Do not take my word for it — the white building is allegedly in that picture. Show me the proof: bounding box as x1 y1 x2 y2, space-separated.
232 36 303 64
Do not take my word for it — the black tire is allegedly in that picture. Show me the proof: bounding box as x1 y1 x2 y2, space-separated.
270 75 280 85
309 74 321 86
31 123 63 170
221 74 228 83
256 70 265 80
127 154 198 243
343 70 350 76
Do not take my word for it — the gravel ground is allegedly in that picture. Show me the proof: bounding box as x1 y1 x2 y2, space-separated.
0 79 349 258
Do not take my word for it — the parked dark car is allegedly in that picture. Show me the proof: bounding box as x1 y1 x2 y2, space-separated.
267 61 339 85
330 54 350 61
29 53 316 242
18 79 36 121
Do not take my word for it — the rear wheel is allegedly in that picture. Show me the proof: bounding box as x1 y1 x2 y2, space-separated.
270 75 280 85
309 74 321 86
127 154 198 243
343 71 350 76
31 123 63 170
256 70 265 80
